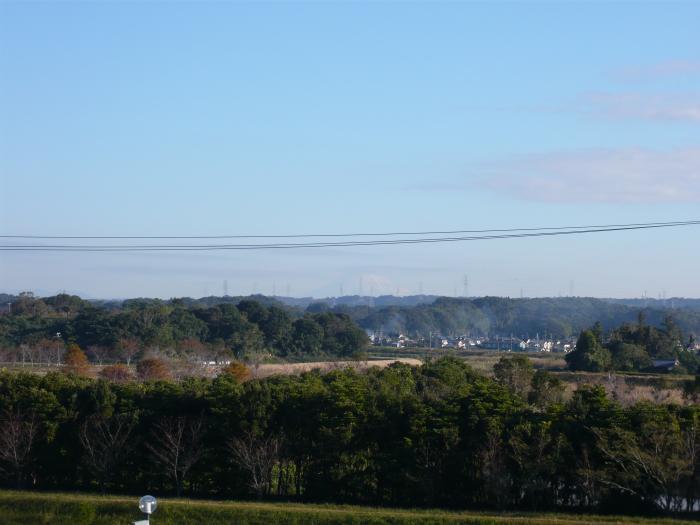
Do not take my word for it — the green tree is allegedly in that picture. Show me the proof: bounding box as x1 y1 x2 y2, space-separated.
528 370 565 409
493 355 534 400
566 330 612 372
290 318 324 356
314 312 369 357
609 342 652 371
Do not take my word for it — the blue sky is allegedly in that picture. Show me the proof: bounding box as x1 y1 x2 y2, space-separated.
1 2 699 299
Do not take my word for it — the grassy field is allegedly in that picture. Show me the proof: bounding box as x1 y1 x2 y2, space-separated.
0 491 695 525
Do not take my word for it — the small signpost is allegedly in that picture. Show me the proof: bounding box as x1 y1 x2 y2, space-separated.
132 495 157 525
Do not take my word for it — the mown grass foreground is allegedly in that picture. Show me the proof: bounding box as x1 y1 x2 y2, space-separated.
0 491 695 525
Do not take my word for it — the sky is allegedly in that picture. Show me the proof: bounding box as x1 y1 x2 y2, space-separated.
1 1 699 299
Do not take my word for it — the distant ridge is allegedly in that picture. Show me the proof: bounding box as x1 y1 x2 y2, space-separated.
3 292 700 339
2 292 700 312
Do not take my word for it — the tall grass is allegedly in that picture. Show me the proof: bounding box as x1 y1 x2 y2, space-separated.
0 491 695 525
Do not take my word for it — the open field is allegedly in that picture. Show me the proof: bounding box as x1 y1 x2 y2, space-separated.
367 347 568 373
0 358 424 380
250 358 423 378
0 491 696 525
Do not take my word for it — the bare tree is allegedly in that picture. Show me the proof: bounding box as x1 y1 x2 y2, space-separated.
479 428 510 509
592 424 689 511
26 344 41 367
246 352 268 379
681 422 700 511
0 409 38 488
576 445 599 509
36 338 64 366
228 430 282 498
35 339 53 366
86 345 110 366
146 415 205 497
79 414 135 492
0 346 17 364
19 344 31 366
117 338 140 366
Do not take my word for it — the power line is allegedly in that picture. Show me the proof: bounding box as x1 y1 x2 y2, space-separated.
0 220 695 239
1 221 698 252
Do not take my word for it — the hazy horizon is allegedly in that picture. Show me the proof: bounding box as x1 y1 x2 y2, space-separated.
3 289 698 304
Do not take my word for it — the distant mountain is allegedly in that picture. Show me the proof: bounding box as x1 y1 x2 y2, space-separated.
89 294 297 312
320 296 700 339
603 298 700 312
0 293 19 304
4 291 700 340
277 294 440 309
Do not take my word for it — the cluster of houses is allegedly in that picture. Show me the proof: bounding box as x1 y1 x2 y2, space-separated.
367 332 700 373
368 332 576 353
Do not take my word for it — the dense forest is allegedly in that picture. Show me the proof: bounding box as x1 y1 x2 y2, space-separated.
322 296 700 339
1 357 700 515
0 293 368 363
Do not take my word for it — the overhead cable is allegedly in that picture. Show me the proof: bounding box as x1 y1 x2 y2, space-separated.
1 221 698 252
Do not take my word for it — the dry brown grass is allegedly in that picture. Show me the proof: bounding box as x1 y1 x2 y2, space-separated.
567 372 688 406
459 352 567 375
248 358 423 379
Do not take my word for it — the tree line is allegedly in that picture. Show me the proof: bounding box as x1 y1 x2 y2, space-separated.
1 357 700 515
5 293 700 345
566 314 700 374
0 293 368 364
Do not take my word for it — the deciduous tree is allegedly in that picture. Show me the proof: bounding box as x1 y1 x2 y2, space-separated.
147 415 205 497
64 343 90 376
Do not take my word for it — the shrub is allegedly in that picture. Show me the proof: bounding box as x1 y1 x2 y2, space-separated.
98 364 133 382
220 361 251 382
136 357 172 381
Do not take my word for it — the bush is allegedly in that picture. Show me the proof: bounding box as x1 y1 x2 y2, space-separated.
98 364 133 382
220 361 251 382
136 357 172 381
